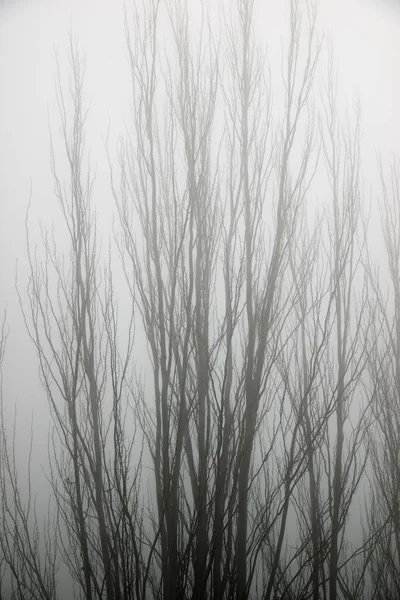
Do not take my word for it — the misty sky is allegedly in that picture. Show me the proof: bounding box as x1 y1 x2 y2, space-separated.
0 0 399 479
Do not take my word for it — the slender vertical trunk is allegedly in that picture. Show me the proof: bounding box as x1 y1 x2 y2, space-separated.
74 197 116 600
329 355 344 600
263 426 299 600
236 3 255 597
213 217 235 600
300 274 320 600
84 346 116 600
194 260 209 599
70 401 93 600
306 415 320 600
329 134 345 600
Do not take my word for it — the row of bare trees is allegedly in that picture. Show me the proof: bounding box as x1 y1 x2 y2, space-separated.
1 0 400 598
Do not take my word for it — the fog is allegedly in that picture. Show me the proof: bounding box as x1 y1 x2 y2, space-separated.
0 0 400 598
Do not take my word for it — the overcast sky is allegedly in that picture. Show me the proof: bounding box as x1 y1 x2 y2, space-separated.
0 0 399 477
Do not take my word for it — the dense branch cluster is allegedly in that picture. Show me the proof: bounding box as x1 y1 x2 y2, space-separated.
0 1 399 599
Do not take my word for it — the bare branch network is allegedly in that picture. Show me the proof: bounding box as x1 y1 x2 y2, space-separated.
0 1 399 599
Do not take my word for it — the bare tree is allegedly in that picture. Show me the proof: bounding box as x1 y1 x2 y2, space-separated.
320 49 371 600
365 158 400 599
11 39 142 600
1 2 395 600
115 1 223 597
0 313 59 600
115 1 322 599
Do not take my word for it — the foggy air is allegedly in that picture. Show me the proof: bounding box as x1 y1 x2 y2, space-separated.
0 0 399 599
